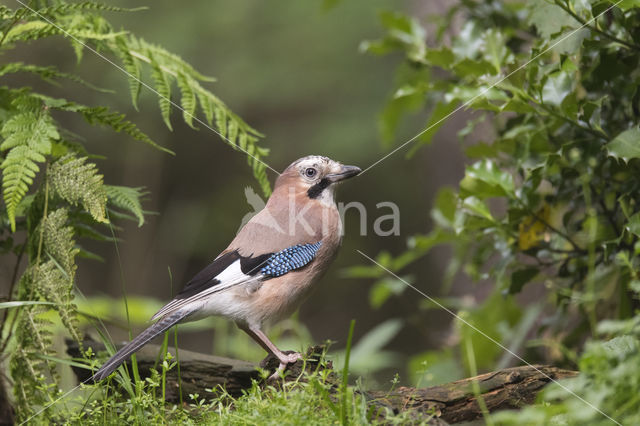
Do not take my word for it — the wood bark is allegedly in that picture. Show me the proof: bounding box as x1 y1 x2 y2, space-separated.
67 340 577 424
366 365 577 424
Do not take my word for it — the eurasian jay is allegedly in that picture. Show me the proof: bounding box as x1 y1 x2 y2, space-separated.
91 155 360 381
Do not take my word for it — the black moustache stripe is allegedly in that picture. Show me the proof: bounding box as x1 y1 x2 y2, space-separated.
307 178 331 199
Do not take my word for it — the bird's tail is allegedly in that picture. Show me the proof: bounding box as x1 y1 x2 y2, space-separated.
91 309 192 382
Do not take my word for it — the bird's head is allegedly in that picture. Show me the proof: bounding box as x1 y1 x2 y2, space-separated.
274 155 361 202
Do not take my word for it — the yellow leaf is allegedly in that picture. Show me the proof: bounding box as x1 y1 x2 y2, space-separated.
518 205 550 250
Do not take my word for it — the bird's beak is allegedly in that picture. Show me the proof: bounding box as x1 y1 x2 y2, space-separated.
326 164 361 183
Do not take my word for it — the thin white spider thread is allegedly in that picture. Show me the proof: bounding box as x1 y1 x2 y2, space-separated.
13 0 281 177
359 0 624 175
356 249 621 426
19 379 92 426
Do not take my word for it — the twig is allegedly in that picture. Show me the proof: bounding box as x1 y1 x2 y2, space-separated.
530 209 585 253
538 103 607 141
554 0 640 52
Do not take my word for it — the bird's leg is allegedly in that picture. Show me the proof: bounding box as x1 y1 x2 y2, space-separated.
238 324 302 378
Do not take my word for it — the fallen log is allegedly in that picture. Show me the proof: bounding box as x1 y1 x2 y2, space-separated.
366 365 577 424
67 340 577 424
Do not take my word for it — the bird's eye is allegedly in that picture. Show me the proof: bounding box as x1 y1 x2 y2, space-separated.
304 168 317 178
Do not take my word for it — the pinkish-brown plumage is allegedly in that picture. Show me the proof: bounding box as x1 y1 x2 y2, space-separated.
92 155 360 381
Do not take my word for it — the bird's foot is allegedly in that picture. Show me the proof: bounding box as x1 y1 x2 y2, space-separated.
266 351 303 382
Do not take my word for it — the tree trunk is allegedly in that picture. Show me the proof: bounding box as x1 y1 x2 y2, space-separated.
67 340 577 424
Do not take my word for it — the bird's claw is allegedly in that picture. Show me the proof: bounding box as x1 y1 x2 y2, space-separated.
267 352 303 382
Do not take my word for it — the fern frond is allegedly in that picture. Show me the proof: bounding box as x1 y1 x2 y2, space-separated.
112 35 271 194
127 36 215 82
10 298 56 421
49 154 108 224
3 20 60 44
114 36 142 109
0 111 56 231
214 108 227 138
42 208 78 273
36 208 82 342
0 5 13 20
0 62 111 92
0 111 58 152
3 2 271 195
104 184 147 227
176 72 197 128
149 52 173 130
37 94 174 154
36 1 146 17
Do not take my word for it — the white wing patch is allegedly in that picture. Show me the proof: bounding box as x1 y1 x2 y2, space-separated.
151 259 257 320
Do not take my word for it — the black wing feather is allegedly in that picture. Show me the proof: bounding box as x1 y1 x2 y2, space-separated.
174 250 273 300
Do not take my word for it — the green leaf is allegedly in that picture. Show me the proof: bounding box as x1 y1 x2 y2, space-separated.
542 71 573 106
607 127 640 162
115 37 142 110
625 212 640 237
0 111 57 231
452 21 484 60
462 196 494 221
509 268 539 294
49 154 108 224
177 72 197 129
0 301 57 309
460 160 514 199
431 187 458 228
424 47 454 67
149 54 173 131
379 83 426 145
483 29 509 73
369 278 406 309
407 100 457 157
610 0 640 11
0 112 58 152
40 96 174 155
0 62 110 92
377 11 426 62
105 185 147 227
527 0 576 38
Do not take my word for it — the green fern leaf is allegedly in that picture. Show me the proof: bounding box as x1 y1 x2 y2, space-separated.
49 154 108 224
177 72 197 129
10 298 56 421
36 1 147 17
196 90 214 124
214 108 227 139
42 208 79 273
227 119 239 146
149 53 173 130
4 20 59 44
0 62 111 92
38 95 174 154
104 184 147 227
128 37 215 82
0 62 113 93
36 208 82 342
115 36 142 109
35 260 82 343
0 112 57 231
0 111 58 152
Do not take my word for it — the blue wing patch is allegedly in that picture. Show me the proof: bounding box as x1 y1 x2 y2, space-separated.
260 242 322 278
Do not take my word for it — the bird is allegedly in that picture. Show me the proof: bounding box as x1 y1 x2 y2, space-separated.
91 155 361 381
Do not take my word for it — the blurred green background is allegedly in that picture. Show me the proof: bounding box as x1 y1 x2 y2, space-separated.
3 0 469 385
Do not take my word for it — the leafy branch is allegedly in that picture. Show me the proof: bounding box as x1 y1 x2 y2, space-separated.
552 0 640 51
